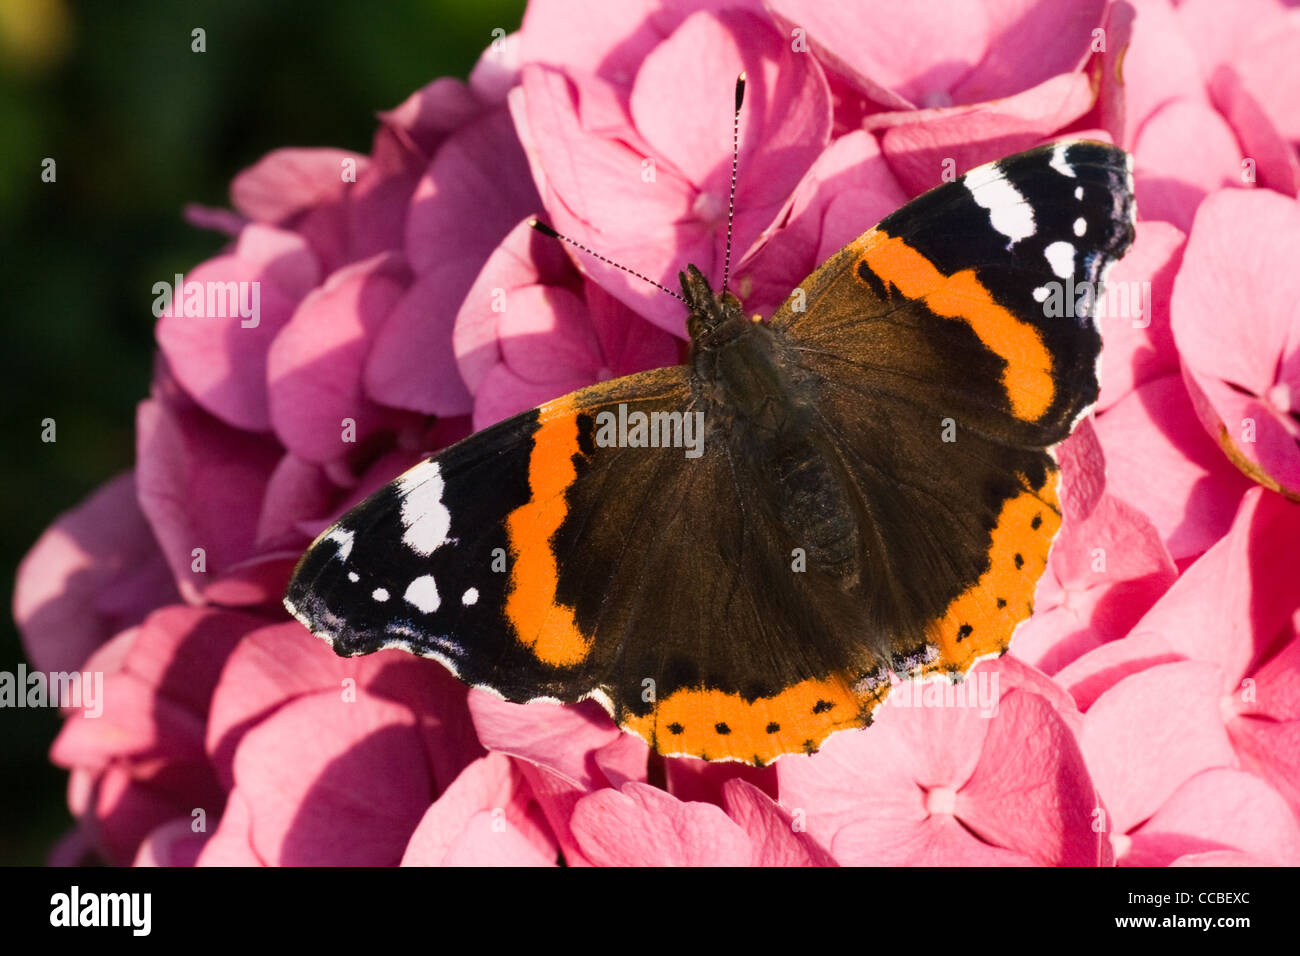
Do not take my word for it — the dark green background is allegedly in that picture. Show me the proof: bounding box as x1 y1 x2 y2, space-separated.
0 0 525 865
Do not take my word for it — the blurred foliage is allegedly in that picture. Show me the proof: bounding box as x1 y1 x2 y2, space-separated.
0 0 525 865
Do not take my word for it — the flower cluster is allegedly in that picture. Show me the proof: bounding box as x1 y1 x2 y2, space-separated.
15 0 1300 866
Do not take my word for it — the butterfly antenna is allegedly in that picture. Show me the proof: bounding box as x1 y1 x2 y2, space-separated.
527 218 686 302
721 71 745 297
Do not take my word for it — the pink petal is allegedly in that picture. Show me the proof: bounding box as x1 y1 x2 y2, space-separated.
1172 188 1300 497
512 9 830 334
1228 625 1300 813
765 0 988 108
1209 65 1300 198
1170 849 1268 866
377 77 483 161
721 778 835 866
1122 767 1300 866
363 269 474 416
73 766 206 866
571 782 753 866
1093 373 1253 560
231 148 362 223
453 218 577 397
1014 491 1177 674
136 396 283 600
49 606 260 864
665 759 776 806
468 692 620 790
1057 417 1107 521
195 790 265 866
52 607 254 770
1118 0 1206 144
519 0 662 83
1080 661 1236 833
209 628 479 796
134 818 207 867
949 0 1106 105
1131 98 1243 231
956 683 1105 865
592 734 651 791
777 659 1093 865
510 762 596 868
1229 716 1300 818
471 363 591 429
372 109 539 409
877 75 1096 196
232 690 438 866
403 107 541 285
732 129 906 318
583 281 681 378
467 693 643 869
266 252 417 463
1131 487 1300 682
197 553 298 611
470 32 521 104
1084 0 1134 146
156 224 321 432
436 810 558 866
1094 220 1185 412
1179 0 1300 143
401 753 553 866
255 453 338 549
14 472 178 674
1052 630 1183 712
205 621 340 790
498 285 602 382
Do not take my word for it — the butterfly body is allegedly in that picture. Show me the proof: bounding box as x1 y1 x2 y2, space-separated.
285 140 1135 765
683 275 843 573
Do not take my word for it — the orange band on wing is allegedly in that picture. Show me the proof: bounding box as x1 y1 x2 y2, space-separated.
858 232 1055 422
504 396 593 667
621 675 883 765
922 470 1061 678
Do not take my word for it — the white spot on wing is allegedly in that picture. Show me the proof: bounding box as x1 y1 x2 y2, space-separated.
1033 286 1051 303
1050 142 1076 178
1073 217 1087 237
963 163 1035 245
324 528 354 562
462 587 479 606
397 461 453 556
404 574 441 614
372 587 389 602
347 571 359 583
1044 241 1075 278
1074 185 1084 200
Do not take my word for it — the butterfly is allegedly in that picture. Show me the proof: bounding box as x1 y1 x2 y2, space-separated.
284 130 1135 766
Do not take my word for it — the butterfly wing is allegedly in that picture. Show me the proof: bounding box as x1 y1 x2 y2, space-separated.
770 139 1135 675
284 367 693 704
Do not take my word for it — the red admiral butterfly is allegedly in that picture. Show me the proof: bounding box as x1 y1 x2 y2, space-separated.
285 81 1135 765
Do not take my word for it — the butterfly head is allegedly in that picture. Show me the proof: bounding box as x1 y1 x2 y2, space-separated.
682 264 748 349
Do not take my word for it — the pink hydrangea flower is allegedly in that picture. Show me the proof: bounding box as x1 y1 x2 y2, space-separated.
1117 0 1300 230
14 1 1300 867
1171 188 1300 500
510 0 833 332
777 657 1110 866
